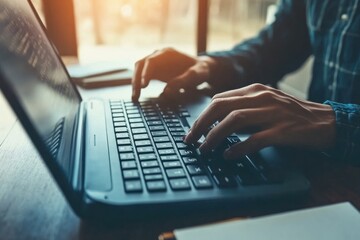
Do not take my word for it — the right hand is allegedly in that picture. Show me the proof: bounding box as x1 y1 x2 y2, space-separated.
132 48 215 101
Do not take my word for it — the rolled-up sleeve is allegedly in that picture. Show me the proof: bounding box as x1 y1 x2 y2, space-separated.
324 101 360 164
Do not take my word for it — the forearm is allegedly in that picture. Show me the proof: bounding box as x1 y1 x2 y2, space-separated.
202 0 311 92
324 101 360 165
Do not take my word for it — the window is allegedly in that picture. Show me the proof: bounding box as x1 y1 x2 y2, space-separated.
208 0 277 51
73 0 277 63
73 0 197 64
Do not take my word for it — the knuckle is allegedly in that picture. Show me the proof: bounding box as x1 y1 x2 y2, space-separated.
249 83 266 92
228 110 242 123
135 59 144 68
211 98 225 110
212 93 221 100
258 90 275 101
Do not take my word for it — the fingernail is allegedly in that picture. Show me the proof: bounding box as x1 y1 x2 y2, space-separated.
184 130 192 143
199 141 210 153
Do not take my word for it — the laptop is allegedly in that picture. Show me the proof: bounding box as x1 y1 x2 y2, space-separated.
0 0 310 219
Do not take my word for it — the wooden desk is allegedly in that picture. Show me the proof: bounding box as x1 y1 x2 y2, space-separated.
1 83 360 240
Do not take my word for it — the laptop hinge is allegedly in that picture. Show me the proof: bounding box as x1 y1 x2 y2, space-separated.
71 102 86 191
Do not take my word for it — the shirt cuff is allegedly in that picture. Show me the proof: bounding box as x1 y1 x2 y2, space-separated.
323 100 360 165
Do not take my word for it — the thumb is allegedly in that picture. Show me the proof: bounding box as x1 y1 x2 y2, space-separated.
166 68 202 91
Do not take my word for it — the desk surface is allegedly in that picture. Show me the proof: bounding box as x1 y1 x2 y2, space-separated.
1 83 360 240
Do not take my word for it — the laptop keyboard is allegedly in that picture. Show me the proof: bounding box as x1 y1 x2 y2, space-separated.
110 100 283 194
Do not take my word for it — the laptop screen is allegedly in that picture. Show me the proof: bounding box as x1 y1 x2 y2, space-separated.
0 0 81 181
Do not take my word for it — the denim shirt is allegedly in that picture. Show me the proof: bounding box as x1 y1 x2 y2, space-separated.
205 0 360 164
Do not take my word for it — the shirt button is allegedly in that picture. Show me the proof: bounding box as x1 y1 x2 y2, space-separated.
328 85 333 91
329 61 335 68
341 14 349 21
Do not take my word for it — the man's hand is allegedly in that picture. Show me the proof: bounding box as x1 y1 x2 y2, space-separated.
184 83 336 159
132 48 215 101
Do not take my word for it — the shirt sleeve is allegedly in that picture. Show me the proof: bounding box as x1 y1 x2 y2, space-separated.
323 101 360 165
203 0 312 92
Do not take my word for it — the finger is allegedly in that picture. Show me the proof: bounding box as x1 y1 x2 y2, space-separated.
184 98 236 144
212 83 269 100
165 68 199 91
223 129 275 159
132 59 145 101
199 108 276 153
141 51 163 88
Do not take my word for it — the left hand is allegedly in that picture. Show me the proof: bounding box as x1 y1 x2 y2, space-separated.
184 83 336 159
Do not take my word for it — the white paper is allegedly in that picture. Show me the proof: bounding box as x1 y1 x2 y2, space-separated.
175 202 360 240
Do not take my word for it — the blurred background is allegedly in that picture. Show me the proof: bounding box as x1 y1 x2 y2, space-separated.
31 0 311 99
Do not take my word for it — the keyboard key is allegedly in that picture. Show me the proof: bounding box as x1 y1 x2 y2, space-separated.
163 161 182 168
121 161 137 169
114 127 127 132
139 153 157 161
169 127 184 132
116 132 129 139
114 122 126 127
133 134 149 140
132 128 147 134
128 113 141 118
179 149 194 157
130 122 145 128
113 117 125 122
158 149 176 155
169 178 191 191
141 160 159 168
173 136 184 142
112 113 124 117
154 136 170 142
127 109 140 114
156 142 173 149
183 157 199 164
162 114 176 119
129 118 143 123
111 109 123 113
145 116 161 121
143 112 157 116
123 169 140 179
143 167 162 175
149 125 165 131
186 165 205 175
124 180 142 193
166 168 186 178
117 139 131 145
137 146 154 153
179 111 190 117
119 153 135 160
118 145 133 152
135 140 151 146
167 123 182 127
151 131 168 137
144 174 163 181
146 180 166 192
192 176 213 189
176 142 187 149
213 174 237 188
171 132 185 136
164 119 180 123
148 120 162 126
160 155 180 161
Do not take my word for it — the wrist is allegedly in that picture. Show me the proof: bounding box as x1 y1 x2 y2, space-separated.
197 56 218 83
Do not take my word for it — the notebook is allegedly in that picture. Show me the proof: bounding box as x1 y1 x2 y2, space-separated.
174 202 360 240
0 0 309 219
